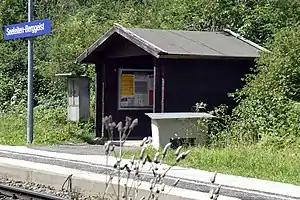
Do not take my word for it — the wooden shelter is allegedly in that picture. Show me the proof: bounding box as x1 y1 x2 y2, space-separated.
76 23 267 139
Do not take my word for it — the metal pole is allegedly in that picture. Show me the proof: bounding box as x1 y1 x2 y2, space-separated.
27 0 34 143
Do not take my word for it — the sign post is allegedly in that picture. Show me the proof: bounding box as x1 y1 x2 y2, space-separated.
3 1 51 143
27 0 33 144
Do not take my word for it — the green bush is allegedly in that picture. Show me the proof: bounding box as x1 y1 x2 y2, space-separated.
226 27 300 148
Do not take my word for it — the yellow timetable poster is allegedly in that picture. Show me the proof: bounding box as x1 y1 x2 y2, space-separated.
121 74 134 97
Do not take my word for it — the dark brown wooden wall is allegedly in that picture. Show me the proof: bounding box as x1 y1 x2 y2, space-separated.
102 56 154 139
162 58 254 112
96 55 254 140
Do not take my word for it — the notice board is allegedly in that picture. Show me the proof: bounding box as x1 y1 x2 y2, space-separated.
118 68 154 110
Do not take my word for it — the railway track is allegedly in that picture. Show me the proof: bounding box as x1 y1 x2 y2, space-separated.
0 184 67 200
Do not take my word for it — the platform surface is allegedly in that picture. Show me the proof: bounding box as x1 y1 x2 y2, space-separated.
0 144 299 200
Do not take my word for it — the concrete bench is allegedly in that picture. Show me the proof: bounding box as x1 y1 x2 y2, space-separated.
145 112 215 149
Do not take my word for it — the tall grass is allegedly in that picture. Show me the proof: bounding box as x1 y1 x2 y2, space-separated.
0 105 93 145
124 145 300 186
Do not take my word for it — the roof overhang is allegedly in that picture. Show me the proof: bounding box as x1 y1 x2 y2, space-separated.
76 24 167 64
76 24 270 64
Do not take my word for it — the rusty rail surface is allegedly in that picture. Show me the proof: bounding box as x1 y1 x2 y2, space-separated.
0 183 67 200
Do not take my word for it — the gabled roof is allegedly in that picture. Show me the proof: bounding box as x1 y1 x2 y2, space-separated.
77 23 269 63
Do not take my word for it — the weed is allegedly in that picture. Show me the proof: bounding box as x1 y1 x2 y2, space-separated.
100 115 221 200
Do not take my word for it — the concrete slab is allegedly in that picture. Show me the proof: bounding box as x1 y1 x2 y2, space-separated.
0 157 239 200
112 140 143 147
0 145 299 200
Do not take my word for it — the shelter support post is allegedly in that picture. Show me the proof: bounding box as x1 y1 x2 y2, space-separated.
153 59 164 113
161 65 165 113
101 63 106 138
95 63 103 138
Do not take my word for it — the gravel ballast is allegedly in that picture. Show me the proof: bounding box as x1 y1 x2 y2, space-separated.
0 176 100 199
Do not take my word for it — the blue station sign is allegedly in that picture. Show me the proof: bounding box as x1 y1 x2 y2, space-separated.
3 19 51 40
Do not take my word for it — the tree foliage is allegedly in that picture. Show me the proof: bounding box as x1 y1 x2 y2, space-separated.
1 0 300 146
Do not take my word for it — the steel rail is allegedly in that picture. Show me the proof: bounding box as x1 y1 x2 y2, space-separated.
0 183 68 200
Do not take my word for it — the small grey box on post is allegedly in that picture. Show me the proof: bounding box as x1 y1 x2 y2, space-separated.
56 73 90 122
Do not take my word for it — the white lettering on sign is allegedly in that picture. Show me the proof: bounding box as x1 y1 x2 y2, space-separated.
5 23 45 36
6 27 24 35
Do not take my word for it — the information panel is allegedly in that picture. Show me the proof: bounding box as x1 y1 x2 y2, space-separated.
118 68 154 110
